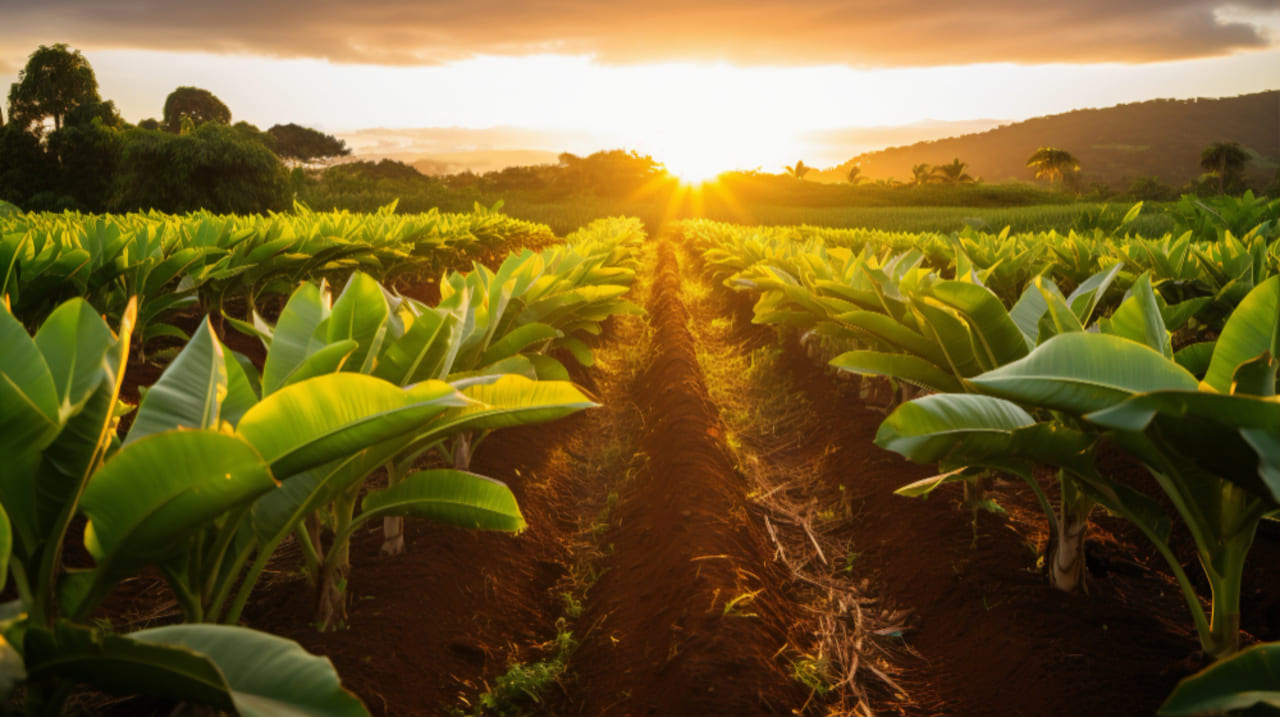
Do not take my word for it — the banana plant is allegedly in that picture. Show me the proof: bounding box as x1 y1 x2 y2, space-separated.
858 266 1218 594
966 276 1280 658
224 266 610 626
0 296 369 716
125 310 583 630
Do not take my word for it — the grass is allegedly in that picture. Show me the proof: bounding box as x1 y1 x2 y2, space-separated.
453 628 578 717
493 191 1177 238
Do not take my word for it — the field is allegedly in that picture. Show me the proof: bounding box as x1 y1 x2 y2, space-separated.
1 201 1278 716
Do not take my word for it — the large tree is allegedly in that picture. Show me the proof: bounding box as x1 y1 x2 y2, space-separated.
1026 146 1080 186
163 86 231 133
6 44 101 135
1200 141 1250 194
267 123 351 166
910 163 933 186
111 122 289 213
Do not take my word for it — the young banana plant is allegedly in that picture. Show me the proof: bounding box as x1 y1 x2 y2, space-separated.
0 297 369 716
225 269 602 627
967 276 1280 658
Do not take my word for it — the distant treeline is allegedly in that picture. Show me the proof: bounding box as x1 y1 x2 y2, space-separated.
0 44 350 213
823 90 1280 195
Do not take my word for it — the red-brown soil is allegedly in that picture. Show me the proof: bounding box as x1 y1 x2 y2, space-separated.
90 232 1280 717
561 240 805 716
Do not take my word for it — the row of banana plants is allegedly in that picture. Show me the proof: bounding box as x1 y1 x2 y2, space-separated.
684 219 1279 714
687 210 1280 329
0 216 643 714
0 201 556 356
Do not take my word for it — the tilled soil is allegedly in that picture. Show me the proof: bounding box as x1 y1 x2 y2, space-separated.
98 232 1280 717
561 239 805 716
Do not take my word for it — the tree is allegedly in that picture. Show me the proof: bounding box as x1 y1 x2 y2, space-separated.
785 160 811 180
111 122 289 213
910 163 933 186
1200 141 1250 194
163 86 231 133
0 124 57 206
846 164 864 185
47 117 125 211
6 44 102 136
267 123 351 167
1026 146 1080 186
931 158 975 184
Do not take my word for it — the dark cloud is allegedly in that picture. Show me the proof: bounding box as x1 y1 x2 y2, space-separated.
1 0 1277 67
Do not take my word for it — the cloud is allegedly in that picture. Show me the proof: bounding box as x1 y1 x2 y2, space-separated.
1 0 1277 68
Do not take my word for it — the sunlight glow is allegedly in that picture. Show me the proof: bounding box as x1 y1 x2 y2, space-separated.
6 47 1275 173
647 126 802 182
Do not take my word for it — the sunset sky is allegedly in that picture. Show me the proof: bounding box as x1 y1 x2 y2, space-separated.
2 1 1278 175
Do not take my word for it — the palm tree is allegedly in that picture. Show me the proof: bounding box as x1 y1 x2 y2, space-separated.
785 160 811 180
1026 147 1080 186
910 163 933 186
846 165 864 185
1200 141 1249 194
932 158 975 184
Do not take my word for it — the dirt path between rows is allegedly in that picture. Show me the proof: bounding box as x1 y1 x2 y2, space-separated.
560 239 805 716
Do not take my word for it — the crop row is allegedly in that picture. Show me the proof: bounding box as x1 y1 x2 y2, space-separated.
0 216 645 716
0 201 556 354
683 217 1280 716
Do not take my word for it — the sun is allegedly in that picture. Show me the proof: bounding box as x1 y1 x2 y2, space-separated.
659 141 738 184
626 108 803 185
652 129 789 184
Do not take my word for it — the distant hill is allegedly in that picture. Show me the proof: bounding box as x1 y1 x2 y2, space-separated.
828 91 1280 190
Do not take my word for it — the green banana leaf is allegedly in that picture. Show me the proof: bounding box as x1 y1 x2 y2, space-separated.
357 469 526 532
927 280 1030 367
0 301 61 460
261 282 330 396
236 374 466 479
830 350 965 393
1159 641 1280 716
971 333 1199 415
133 624 369 717
124 318 228 444
78 431 274 610
1204 276 1279 394
32 299 114 423
875 393 1035 464
24 621 369 717
1100 273 1172 358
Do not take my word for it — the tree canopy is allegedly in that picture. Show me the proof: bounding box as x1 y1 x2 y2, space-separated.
931 158 976 184
1026 146 1080 185
267 123 351 166
1200 141 1250 194
111 122 289 213
163 86 231 133
6 44 102 135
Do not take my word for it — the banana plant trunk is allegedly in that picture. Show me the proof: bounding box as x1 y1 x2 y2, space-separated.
380 516 405 557
316 486 360 630
1049 510 1088 592
1048 483 1093 593
453 432 473 470
380 461 411 557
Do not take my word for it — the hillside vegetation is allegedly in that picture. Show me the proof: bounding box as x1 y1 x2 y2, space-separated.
828 91 1280 189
